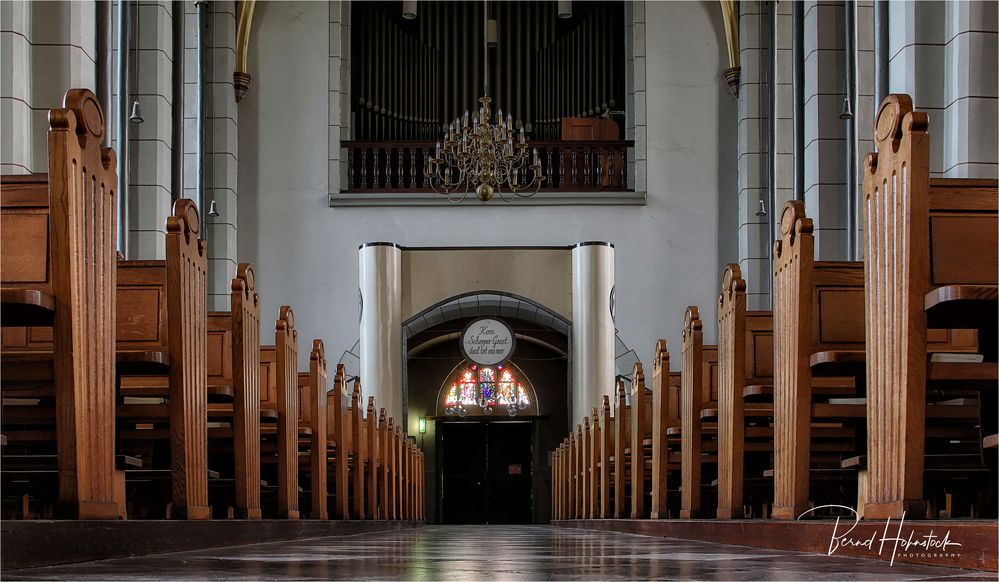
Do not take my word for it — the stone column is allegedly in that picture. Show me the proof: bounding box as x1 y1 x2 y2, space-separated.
571 242 615 426
737 0 771 310
888 1 946 176
942 1 997 179
329 0 351 197
1 0 33 174
1 1 97 174
128 0 175 260
803 0 848 260
359 242 403 421
184 0 238 310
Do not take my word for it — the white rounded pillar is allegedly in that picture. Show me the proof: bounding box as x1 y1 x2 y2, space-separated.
571 241 616 425
359 242 403 421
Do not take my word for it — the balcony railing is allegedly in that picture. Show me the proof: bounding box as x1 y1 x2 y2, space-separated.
341 140 634 193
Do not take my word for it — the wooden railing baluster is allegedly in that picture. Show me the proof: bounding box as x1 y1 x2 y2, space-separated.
340 140 634 193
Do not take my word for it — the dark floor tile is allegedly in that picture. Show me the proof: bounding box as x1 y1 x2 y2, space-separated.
3 525 991 581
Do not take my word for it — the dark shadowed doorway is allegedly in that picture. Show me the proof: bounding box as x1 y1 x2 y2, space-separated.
440 420 533 524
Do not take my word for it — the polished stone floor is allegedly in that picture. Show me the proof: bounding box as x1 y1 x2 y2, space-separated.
4 525 993 580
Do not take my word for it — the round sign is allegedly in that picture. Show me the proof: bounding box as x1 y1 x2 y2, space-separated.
460 318 516 366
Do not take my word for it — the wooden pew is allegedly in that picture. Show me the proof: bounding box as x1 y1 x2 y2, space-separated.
385 416 397 519
349 381 366 519
862 94 999 519
612 380 630 518
0 89 119 518
574 423 584 518
259 306 300 519
552 442 560 519
326 365 350 519
650 340 671 519
588 406 600 519
716 264 776 519
597 396 614 518
559 431 567 518
115 199 209 520
365 396 379 518
298 340 328 519
680 308 706 519
204 264 262 519
582 416 591 519
771 200 867 519
629 363 652 519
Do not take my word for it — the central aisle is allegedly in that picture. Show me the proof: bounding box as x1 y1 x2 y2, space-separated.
5 525 989 580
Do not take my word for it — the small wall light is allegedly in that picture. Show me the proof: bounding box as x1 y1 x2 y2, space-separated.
418 417 427 434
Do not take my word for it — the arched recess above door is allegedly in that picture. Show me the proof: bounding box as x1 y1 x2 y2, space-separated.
337 291 641 386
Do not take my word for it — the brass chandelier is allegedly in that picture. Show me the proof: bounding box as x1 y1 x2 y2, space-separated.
425 1 545 203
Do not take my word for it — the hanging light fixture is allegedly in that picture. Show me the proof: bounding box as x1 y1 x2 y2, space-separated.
129 0 143 124
208 199 219 217
558 0 572 19
129 99 143 123
839 96 854 120
402 0 417 20
756 198 767 217
486 19 498 48
425 0 545 202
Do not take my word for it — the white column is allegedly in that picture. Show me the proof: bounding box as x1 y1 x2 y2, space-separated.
359 242 403 421
571 242 616 426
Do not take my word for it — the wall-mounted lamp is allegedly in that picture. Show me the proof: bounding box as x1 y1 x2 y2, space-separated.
418 417 427 434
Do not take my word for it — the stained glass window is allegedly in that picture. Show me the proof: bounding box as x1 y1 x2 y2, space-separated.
441 364 533 416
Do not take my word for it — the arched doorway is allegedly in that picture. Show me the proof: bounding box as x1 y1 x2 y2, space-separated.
406 292 569 524
335 290 641 522
434 361 540 524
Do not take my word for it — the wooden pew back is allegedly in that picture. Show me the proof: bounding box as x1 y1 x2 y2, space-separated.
650 340 671 518
596 395 613 519
230 264 261 519
862 94 999 519
326 365 350 519
0 89 119 518
611 380 629 518
680 307 705 518
350 381 366 519
717 265 746 519
773 201 825 519
307 340 328 519
164 200 210 519
629 362 651 518
274 307 299 519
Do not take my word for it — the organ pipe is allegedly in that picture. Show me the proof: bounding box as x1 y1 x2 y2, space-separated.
350 1 624 141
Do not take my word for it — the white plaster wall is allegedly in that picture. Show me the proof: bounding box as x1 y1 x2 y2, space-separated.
238 1 736 372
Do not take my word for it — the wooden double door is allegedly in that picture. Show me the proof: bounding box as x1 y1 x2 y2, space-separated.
440 420 533 524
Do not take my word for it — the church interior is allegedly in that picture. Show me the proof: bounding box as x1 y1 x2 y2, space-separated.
1 0 997 579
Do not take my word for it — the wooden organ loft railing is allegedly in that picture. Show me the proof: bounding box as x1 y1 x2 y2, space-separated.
341 139 634 193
